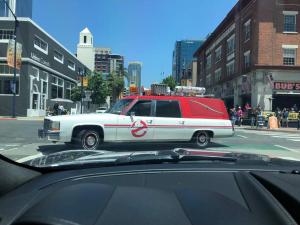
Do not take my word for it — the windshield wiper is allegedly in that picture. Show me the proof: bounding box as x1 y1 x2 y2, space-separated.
114 150 237 165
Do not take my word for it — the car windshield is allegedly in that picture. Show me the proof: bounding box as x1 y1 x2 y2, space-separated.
0 0 300 169
107 99 133 115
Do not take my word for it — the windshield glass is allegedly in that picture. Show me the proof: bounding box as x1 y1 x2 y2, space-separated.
1 0 300 168
107 99 133 115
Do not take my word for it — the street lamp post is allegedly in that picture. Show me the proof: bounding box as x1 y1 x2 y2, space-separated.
2 0 18 118
78 68 85 114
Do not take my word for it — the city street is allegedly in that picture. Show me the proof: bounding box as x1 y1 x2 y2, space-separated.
1 120 300 163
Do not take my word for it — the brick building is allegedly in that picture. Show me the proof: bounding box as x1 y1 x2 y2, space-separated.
194 0 300 111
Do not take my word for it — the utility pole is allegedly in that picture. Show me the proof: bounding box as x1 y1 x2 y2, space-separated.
2 0 19 118
78 68 85 114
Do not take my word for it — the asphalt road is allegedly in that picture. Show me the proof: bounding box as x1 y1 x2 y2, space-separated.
1 120 300 162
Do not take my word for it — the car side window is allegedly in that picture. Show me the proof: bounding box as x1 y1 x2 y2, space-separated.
127 100 152 117
155 100 181 118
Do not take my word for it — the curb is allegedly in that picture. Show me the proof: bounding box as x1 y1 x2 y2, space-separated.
0 118 17 121
242 127 300 134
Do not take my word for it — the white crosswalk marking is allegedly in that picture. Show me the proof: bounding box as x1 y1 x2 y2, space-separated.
239 129 300 142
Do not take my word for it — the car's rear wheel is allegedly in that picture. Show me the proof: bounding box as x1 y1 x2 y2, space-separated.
194 131 210 148
80 129 101 150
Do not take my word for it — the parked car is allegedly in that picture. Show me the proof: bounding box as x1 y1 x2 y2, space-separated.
38 95 234 150
96 107 107 113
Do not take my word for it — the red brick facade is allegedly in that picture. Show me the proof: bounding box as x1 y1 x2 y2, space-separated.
194 0 300 110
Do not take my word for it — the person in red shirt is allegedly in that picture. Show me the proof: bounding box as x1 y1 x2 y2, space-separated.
237 107 243 127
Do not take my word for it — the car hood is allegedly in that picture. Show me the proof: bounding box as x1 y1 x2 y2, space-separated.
45 113 119 122
24 148 284 168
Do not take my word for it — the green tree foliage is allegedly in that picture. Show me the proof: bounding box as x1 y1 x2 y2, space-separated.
71 86 84 102
107 72 125 103
161 75 176 91
87 73 108 105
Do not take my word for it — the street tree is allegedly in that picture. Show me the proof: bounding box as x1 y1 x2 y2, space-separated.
161 75 176 91
87 73 108 105
107 72 125 103
71 86 84 102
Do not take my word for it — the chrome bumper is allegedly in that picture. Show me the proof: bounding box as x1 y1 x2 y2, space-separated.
38 129 60 141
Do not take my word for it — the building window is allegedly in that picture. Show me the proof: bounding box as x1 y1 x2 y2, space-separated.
0 29 14 40
283 48 296 65
226 60 235 76
34 36 48 54
51 76 64 99
67 60 75 71
65 82 74 100
206 74 211 86
227 35 235 56
84 36 87 43
215 46 222 63
206 54 212 72
0 64 19 95
244 51 251 69
215 68 221 82
54 50 64 64
283 12 297 32
0 76 20 95
244 19 251 42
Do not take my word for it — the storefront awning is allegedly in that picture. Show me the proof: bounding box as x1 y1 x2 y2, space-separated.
50 98 74 103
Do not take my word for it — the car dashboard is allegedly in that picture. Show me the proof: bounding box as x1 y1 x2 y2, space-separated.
0 163 300 225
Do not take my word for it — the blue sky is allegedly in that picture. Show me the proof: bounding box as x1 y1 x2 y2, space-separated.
33 0 237 87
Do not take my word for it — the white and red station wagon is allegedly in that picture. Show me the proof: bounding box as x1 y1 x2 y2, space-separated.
39 95 234 150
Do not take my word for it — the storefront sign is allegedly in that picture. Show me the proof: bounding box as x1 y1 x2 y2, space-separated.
273 82 300 90
7 40 22 70
31 52 50 67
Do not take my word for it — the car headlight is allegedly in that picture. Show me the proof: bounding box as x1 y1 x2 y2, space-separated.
50 121 60 131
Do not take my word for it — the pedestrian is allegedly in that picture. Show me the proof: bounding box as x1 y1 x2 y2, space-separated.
237 107 243 127
275 107 282 128
250 108 256 128
297 111 300 130
58 104 65 115
53 102 59 116
230 107 237 126
282 108 289 128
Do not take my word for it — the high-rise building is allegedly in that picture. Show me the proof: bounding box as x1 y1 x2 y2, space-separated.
172 40 204 84
128 62 142 93
76 28 124 76
0 0 32 18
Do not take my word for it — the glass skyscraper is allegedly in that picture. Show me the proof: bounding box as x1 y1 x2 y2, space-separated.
172 40 204 83
0 0 32 18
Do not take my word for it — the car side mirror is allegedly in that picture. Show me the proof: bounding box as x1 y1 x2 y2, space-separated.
130 112 135 122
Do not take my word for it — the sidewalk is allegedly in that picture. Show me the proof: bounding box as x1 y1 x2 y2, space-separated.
236 125 300 133
0 116 44 121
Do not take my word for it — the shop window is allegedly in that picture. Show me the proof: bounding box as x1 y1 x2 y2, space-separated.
65 82 75 100
0 76 20 95
51 75 64 99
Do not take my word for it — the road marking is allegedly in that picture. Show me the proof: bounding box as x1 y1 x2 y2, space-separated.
274 145 299 153
0 148 4 151
288 139 300 142
237 135 248 139
5 144 19 147
17 153 43 163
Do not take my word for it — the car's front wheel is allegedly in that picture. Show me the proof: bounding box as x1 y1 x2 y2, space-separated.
80 129 101 150
194 131 210 148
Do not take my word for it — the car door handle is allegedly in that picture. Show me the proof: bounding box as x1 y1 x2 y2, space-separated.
146 120 153 124
179 121 185 125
